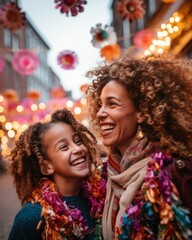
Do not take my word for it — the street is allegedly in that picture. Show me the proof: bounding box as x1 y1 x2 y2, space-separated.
0 171 21 240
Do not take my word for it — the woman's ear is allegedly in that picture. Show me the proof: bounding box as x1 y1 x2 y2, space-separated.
40 160 54 175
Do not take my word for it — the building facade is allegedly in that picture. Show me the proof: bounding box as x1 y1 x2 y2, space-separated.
0 0 65 102
111 0 192 58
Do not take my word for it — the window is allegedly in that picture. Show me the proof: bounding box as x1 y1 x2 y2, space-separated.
4 29 11 47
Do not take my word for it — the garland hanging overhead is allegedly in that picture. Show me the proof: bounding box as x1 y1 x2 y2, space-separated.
116 0 145 22
12 50 39 75
57 50 79 70
55 0 87 16
90 23 117 48
0 2 25 31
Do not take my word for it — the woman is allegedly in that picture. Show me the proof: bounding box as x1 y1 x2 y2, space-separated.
8 108 106 240
86 50 192 239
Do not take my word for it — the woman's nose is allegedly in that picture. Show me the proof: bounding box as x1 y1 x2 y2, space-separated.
97 106 108 118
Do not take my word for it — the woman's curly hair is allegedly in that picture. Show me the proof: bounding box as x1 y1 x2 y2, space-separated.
8 108 98 205
86 50 192 159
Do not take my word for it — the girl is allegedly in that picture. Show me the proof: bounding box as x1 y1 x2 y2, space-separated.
8 108 106 240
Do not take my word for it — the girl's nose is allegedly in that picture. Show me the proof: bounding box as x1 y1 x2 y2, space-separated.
71 144 83 154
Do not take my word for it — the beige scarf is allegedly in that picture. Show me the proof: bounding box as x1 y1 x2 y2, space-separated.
102 156 152 239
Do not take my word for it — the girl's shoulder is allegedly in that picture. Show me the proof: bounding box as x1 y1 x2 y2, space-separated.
8 202 43 240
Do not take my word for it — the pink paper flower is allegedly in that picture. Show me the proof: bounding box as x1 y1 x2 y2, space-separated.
57 50 78 70
116 0 145 22
12 50 39 75
0 2 25 31
133 29 155 49
0 57 4 73
55 0 87 16
91 23 117 48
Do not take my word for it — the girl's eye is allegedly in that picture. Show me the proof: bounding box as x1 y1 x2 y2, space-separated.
59 145 68 151
75 139 82 145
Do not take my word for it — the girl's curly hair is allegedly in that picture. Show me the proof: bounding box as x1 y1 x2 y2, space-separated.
86 50 192 159
8 108 98 205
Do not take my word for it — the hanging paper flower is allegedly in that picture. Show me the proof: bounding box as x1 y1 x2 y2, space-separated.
3 89 18 101
100 44 121 62
90 23 117 48
27 90 41 100
57 50 78 70
116 0 145 22
0 57 4 73
133 29 155 49
12 50 39 75
0 2 25 31
161 0 177 2
80 83 90 93
50 86 66 98
55 0 87 17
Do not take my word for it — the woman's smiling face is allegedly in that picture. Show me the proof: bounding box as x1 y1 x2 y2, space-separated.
96 80 139 155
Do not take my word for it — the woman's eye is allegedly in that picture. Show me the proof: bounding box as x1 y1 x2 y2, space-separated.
108 102 117 107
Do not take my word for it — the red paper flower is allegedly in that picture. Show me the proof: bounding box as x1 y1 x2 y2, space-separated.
133 29 155 49
100 44 121 62
91 23 117 48
0 2 25 31
116 0 145 22
57 50 78 70
55 0 87 16
12 50 39 75
0 57 4 73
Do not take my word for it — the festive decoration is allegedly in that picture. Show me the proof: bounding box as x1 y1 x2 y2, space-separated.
27 90 41 100
116 152 192 239
57 50 78 70
0 57 5 73
90 24 117 48
0 2 25 31
3 89 18 101
80 83 90 93
100 44 121 62
31 162 107 239
133 29 155 49
116 0 145 22
55 0 87 17
12 50 39 75
161 0 177 2
50 86 66 98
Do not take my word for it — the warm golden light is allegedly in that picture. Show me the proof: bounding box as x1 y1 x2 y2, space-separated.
17 105 23 112
5 122 12 130
66 100 74 108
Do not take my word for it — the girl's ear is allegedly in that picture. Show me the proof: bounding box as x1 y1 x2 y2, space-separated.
40 160 54 175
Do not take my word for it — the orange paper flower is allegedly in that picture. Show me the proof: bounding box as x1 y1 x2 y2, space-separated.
100 44 121 62
27 90 41 100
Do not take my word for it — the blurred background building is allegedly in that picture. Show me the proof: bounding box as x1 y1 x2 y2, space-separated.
0 0 70 102
111 0 192 58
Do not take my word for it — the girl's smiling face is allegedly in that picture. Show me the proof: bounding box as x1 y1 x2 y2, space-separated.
43 122 90 181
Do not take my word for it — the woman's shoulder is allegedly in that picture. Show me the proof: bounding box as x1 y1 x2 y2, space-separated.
164 156 192 211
